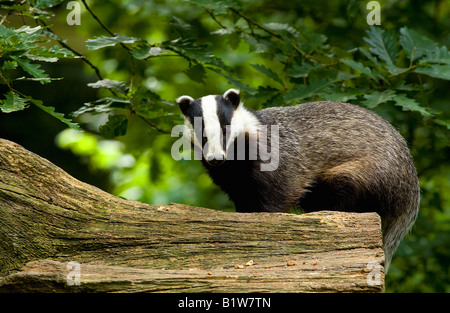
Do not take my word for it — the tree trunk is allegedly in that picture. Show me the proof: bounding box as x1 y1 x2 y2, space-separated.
0 138 384 292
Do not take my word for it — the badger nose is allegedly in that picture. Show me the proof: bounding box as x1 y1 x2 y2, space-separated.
207 154 225 166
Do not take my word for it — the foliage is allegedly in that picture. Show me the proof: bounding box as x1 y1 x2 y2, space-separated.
0 21 79 129
1 0 449 292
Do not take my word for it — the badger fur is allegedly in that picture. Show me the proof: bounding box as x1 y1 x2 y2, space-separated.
176 88 420 270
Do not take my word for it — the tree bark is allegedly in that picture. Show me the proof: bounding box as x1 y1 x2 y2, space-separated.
0 138 384 292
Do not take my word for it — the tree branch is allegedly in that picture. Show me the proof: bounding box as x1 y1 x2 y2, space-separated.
205 8 227 29
0 138 385 292
228 7 309 58
41 1 166 134
40 23 106 83
80 0 114 37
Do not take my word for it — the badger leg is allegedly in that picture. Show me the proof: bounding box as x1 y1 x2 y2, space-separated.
298 159 418 270
299 160 378 213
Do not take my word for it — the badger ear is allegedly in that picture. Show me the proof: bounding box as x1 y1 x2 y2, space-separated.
223 88 240 108
176 95 195 112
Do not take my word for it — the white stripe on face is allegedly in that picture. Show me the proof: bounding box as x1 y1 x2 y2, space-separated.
226 103 260 150
200 95 225 161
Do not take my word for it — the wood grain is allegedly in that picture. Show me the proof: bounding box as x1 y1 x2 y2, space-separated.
0 138 384 292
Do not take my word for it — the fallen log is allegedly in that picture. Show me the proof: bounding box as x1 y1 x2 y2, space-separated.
0 138 384 292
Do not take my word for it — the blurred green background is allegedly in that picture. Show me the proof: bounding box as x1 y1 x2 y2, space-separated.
0 0 449 292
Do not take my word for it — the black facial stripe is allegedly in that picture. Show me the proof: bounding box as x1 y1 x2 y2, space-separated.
183 99 205 144
186 100 202 127
216 96 233 127
184 96 237 150
215 96 234 150
183 99 205 143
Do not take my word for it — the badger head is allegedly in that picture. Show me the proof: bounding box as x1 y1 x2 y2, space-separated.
176 89 260 166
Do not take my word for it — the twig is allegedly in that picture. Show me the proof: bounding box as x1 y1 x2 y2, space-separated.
129 57 135 94
0 72 13 90
229 7 283 40
49 31 104 80
39 1 166 135
228 7 310 59
80 0 170 134
38 21 120 98
80 0 132 53
205 8 227 29
80 0 114 37
80 0 135 93
0 10 11 25
138 116 170 134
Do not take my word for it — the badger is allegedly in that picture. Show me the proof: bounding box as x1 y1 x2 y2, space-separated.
176 88 420 270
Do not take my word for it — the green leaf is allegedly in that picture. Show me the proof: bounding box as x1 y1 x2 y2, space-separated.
308 66 338 82
86 34 142 50
240 33 272 54
363 28 409 75
399 27 437 63
31 0 66 9
251 64 284 85
359 47 382 69
184 63 207 84
385 64 410 76
341 59 376 80
286 63 315 78
284 80 332 102
208 67 255 95
0 26 42 59
284 66 356 103
434 118 450 130
25 54 58 63
87 79 129 94
245 85 280 100
11 56 50 84
165 38 216 64
99 114 128 139
131 45 168 59
0 25 43 50
0 91 29 113
14 76 63 82
27 45 76 62
361 90 396 108
131 88 170 120
131 87 162 107
212 28 241 49
72 97 131 117
170 16 194 38
392 94 433 117
72 103 112 117
394 81 421 91
318 87 362 102
414 65 450 80
187 0 239 14
0 24 17 40
297 31 328 54
420 46 450 65
264 23 299 37
31 98 81 130
12 25 43 36
364 27 398 67
1 60 18 71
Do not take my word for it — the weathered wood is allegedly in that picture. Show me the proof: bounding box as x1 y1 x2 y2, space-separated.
0 138 385 292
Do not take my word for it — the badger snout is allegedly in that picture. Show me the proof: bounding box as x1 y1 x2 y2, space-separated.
206 153 226 166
